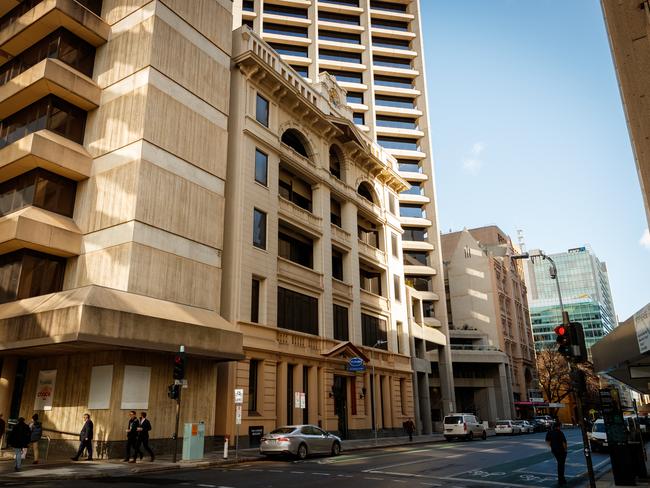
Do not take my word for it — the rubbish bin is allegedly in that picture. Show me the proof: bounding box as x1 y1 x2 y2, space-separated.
610 443 638 486
182 421 205 461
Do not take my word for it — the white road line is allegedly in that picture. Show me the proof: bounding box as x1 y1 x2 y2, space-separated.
363 477 384 480
391 480 407 483
438 476 538 488
290 471 304 474
362 457 441 471
312 472 331 476
197 485 215 488
267 469 283 472
445 454 462 458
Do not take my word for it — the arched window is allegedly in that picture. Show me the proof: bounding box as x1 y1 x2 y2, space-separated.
329 145 343 180
357 182 376 204
281 129 310 158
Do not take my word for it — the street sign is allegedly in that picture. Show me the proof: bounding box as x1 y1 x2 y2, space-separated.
347 357 366 372
234 388 244 405
300 392 306 409
294 391 301 408
235 405 242 425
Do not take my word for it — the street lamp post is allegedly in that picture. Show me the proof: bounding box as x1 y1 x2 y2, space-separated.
371 340 387 446
511 250 595 488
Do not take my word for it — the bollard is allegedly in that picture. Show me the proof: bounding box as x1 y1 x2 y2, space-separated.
223 435 229 459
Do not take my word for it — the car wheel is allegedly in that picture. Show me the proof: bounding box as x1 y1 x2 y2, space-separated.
444 436 452 442
296 443 308 460
482 430 487 440
331 442 341 457
467 431 474 441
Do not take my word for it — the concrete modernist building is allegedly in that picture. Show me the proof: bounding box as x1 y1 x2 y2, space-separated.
526 246 616 355
601 0 650 227
230 0 456 433
441 226 537 421
0 0 244 454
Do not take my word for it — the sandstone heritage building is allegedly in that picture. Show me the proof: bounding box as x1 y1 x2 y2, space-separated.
0 0 475 454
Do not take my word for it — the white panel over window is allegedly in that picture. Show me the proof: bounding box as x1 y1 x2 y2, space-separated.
88 365 113 409
121 366 151 410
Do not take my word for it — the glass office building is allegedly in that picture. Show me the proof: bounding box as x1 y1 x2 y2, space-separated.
525 246 616 354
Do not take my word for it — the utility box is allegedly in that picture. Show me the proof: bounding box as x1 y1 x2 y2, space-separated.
182 421 205 461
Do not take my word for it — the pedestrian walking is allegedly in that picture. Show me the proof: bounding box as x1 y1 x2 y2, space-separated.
403 418 415 441
71 413 94 461
7 417 31 472
136 412 155 462
0 413 6 448
545 421 568 486
124 410 141 462
28 414 43 464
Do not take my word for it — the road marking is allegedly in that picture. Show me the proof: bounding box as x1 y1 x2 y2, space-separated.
390 480 407 483
312 472 331 476
267 469 283 472
438 476 537 488
364 477 385 480
290 471 304 474
197 485 215 488
362 456 443 471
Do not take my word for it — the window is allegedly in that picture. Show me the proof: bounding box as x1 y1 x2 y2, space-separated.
360 265 382 295
330 198 342 227
333 304 349 341
263 23 308 38
357 182 376 203
357 216 379 248
0 28 95 87
320 49 361 64
253 208 266 249
378 137 419 151
405 275 432 292
374 75 412 89
397 160 421 173
0 95 86 149
353 112 365 125
279 226 313 268
375 95 415 109
318 11 360 25
0 250 65 304
320 0 359 6
243 0 254 11
324 69 362 84
248 359 259 412
277 287 318 335
255 94 269 127
388 194 397 215
376 115 417 130
268 43 309 58
251 278 261 323
263 4 308 18
404 251 429 266
401 182 422 195
329 146 342 179
346 92 364 104
361 313 388 349
371 18 409 31
281 129 310 158
319 30 361 44
400 204 425 218
254 149 268 186
242 19 254 28
290 65 309 77
350 376 357 415
372 36 410 50
393 274 401 302
279 166 312 211
0 168 76 217
402 227 427 241
332 248 344 280
372 55 412 69
370 0 407 12
391 233 399 257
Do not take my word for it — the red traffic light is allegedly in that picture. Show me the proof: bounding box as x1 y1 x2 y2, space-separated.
554 325 567 336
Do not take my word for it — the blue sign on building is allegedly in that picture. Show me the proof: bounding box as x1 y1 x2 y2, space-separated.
347 357 366 372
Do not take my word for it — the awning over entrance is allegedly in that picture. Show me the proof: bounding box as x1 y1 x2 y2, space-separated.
592 312 650 395
0 285 244 360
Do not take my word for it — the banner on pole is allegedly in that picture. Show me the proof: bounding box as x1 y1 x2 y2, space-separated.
34 370 57 411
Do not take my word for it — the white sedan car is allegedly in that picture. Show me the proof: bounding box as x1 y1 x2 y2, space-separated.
495 420 522 435
513 420 534 433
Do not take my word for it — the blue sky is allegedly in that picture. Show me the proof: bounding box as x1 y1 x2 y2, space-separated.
421 0 649 320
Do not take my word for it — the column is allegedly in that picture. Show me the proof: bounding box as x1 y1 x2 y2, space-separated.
343 201 362 344
0 357 17 420
308 366 318 424
293 364 304 424
418 372 433 434
381 375 392 429
438 344 456 416
318 184 334 339
497 363 512 420
276 361 288 426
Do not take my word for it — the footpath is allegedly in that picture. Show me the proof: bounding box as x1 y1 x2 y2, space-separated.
0 433 444 483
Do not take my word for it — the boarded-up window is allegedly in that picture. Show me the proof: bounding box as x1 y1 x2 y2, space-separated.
121 366 151 410
88 365 113 409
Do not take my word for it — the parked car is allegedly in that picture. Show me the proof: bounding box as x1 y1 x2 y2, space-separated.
443 413 487 441
588 419 608 452
532 415 553 429
495 420 522 435
529 419 547 432
260 425 342 459
513 420 534 433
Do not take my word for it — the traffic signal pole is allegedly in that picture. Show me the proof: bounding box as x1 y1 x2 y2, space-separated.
171 345 185 463
570 365 596 488
173 387 181 463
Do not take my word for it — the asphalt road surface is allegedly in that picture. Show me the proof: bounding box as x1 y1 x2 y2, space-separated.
22 429 611 488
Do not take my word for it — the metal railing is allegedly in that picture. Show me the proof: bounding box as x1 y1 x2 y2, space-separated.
450 344 500 351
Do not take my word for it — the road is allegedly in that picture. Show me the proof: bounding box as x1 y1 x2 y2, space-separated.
23 429 610 488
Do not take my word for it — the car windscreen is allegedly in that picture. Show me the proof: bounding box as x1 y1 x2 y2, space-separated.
496 421 510 426
444 416 463 425
593 423 606 433
270 427 297 434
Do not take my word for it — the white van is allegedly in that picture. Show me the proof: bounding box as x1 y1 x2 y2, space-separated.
588 419 608 452
443 413 487 441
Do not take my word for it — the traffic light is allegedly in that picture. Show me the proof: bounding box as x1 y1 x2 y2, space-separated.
555 324 571 358
569 322 588 363
167 384 180 400
173 351 186 380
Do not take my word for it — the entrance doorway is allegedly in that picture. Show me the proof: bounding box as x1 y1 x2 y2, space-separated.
332 375 348 439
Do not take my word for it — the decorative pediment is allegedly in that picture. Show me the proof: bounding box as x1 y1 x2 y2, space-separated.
321 341 370 363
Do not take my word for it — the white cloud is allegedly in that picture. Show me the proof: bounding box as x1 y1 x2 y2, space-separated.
462 142 485 176
640 228 650 250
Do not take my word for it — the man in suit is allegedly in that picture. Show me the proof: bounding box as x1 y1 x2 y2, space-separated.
124 411 141 462
136 412 154 462
71 413 93 461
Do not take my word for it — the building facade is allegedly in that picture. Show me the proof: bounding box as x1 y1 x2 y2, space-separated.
231 0 456 433
441 226 537 421
526 246 616 354
0 0 244 455
601 0 650 227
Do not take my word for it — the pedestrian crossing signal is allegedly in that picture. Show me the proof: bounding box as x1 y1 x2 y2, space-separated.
173 352 185 380
167 384 180 400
